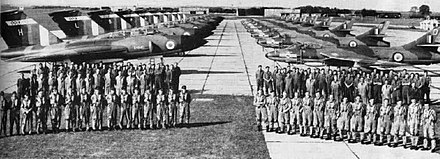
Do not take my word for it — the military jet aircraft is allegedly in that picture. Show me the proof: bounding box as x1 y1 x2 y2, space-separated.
265 27 440 69
0 9 194 63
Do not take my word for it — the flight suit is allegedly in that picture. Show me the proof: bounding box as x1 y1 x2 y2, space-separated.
391 104 407 145
179 91 191 125
0 95 7 135
407 102 422 147
343 78 354 102
284 72 293 98
143 91 154 128
382 84 392 102
306 78 315 96
49 92 62 132
48 75 57 94
266 95 279 131
351 101 364 132
57 75 65 96
120 92 131 129
290 97 302 134
337 101 352 139
64 92 73 131
20 98 32 134
253 94 267 130
132 92 141 128
127 76 136 95
302 96 313 135
358 82 368 104
377 104 393 144
363 102 378 143
313 97 325 137
324 99 338 139
168 92 178 127
156 93 167 128
331 80 340 102
35 94 48 133
106 93 117 129
85 75 94 95
91 93 103 130
422 107 436 150
419 76 431 103
317 74 327 95
401 78 411 104
115 75 124 96
278 97 291 133
104 73 112 95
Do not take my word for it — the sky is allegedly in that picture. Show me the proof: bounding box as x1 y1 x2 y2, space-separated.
3 0 440 11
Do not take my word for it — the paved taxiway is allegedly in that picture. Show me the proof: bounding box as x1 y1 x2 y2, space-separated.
0 18 439 158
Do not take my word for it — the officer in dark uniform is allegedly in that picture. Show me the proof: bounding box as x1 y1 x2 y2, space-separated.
255 65 264 93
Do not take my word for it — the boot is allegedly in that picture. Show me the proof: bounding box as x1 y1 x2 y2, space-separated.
412 136 419 150
377 134 384 145
319 128 324 139
392 136 399 147
431 139 437 152
308 127 313 137
387 135 392 146
299 126 304 136
403 136 408 148
423 138 429 150
360 133 365 144
286 125 291 135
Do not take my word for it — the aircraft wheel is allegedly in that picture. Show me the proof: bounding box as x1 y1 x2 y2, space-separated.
392 52 404 62
323 33 330 38
348 40 358 48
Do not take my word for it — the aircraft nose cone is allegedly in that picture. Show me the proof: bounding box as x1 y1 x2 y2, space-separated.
265 51 278 59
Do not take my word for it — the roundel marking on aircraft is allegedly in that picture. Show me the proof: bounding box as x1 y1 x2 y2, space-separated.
166 40 176 50
437 47 440 53
433 29 438 36
323 33 330 38
392 52 404 62
348 40 358 48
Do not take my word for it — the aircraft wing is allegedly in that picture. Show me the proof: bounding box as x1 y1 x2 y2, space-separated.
416 44 440 47
320 51 407 68
6 45 128 62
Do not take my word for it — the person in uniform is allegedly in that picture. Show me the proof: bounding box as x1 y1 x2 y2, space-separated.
362 99 378 144
301 92 313 136
331 76 341 103
275 68 285 97
106 89 117 130
143 88 154 129
115 71 124 96
421 103 437 152
90 88 103 130
317 69 327 96
0 91 7 136
263 66 273 95
372 73 382 103
119 89 131 129
154 63 165 92
266 91 279 132
254 89 266 131
324 94 337 140
277 92 291 134
305 75 316 96
336 97 352 141
349 95 364 143
132 89 141 129
420 71 431 104
391 75 402 104
284 68 293 98
357 77 368 104
390 100 407 147
401 74 411 104
375 98 393 146
382 80 392 103
49 89 62 133
9 92 20 135
255 65 264 92
168 89 178 128
290 92 302 135
36 90 48 134
21 94 32 135
156 89 166 129
179 86 191 127
312 92 325 138
64 89 74 131
80 87 91 131
406 98 422 149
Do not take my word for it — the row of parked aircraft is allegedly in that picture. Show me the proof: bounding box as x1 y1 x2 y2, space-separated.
242 15 440 69
0 8 223 63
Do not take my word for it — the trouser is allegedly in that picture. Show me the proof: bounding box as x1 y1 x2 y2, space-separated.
373 85 382 102
421 88 430 103
278 111 289 131
169 103 178 127
290 110 300 131
264 81 273 94
132 103 140 127
391 91 401 104
120 103 131 128
267 106 278 129
402 87 410 104
0 110 6 135
36 108 46 133
20 110 32 134
276 83 284 97
143 103 154 128
91 105 97 129
324 115 337 136
157 104 167 128
107 103 116 128
64 104 71 129
180 103 190 124
76 104 84 129
50 106 59 131
10 109 20 135
83 104 90 129
256 79 263 92
285 84 292 98
255 106 267 128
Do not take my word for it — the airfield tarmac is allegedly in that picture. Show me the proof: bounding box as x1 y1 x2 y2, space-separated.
0 18 439 158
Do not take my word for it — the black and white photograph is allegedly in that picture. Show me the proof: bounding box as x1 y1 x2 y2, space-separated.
0 0 439 158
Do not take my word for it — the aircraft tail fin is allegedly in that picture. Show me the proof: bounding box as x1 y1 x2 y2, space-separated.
114 10 145 28
87 9 130 32
330 19 355 37
403 27 440 49
1 9 62 48
49 9 106 37
355 21 390 47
